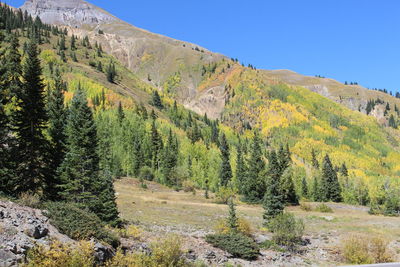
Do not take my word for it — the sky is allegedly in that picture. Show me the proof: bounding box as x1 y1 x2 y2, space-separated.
5 0 400 92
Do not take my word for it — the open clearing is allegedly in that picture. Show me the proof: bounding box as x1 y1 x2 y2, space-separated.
115 178 400 266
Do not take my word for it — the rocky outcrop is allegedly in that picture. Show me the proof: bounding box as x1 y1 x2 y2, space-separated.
0 200 74 266
20 0 116 27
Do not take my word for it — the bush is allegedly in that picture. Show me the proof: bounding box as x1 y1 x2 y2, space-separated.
106 234 187 267
205 233 259 260
139 166 154 181
300 202 312 212
18 192 41 209
215 217 253 237
315 203 333 213
43 202 119 247
342 234 393 264
268 213 304 249
113 225 142 240
182 179 196 193
26 240 95 267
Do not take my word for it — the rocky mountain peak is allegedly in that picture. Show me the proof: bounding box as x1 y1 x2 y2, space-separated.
21 0 116 27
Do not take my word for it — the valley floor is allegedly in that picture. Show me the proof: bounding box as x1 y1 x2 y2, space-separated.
115 178 400 266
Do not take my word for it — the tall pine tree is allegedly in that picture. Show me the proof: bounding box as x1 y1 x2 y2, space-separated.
242 132 265 202
219 133 232 187
263 150 284 224
321 154 342 202
46 69 67 200
13 41 50 196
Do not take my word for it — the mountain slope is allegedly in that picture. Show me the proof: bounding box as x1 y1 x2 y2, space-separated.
13 0 400 194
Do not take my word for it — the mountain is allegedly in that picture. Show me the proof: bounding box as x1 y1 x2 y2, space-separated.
17 0 400 179
21 0 226 118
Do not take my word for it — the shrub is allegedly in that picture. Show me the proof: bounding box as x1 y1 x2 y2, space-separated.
205 233 259 260
113 225 142 240
106 234 187 267
43 202 119 247
342 234 393 264
18 192 41 209
268 213 304 249
300 202 312 212
315 203 333 213
182 179 196 193
215 217 253 237
139 166 154 181
26 240 95 267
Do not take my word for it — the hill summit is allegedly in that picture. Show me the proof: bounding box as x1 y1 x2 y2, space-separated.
21 0 116 26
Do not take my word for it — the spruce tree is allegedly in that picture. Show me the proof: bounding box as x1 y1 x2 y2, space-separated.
13 41 50 196
311 149 319 169
150 120 163 170
151 90 163 109
45 69 67 200
312 175 321 201
280 169 299 205
161 129 179 185
227 197 239 231
106 61 116 83
263 151 284 224
301 177 308 198
117 101 125 124
236 140 247 194
321 154 342 202
132 133 144 177
242 132 265 202
59 88 99 204
219 133 232 187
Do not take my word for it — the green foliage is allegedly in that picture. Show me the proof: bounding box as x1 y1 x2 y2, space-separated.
320 154 342 202
263 151 284 224
227 198 239 231
12 40 51 196
205 233 259 260
267 213 304 249
315 203 333 213
241 132 265 203
43 202 119 247
219 133 232 187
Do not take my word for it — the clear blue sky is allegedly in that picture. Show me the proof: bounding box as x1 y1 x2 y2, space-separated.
5 0 400 92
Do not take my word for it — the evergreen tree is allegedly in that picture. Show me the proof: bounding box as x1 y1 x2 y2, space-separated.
340 163 348 177
70 34 76 50
301 177 308 198
236 140 247 194
389 114 397 129
106 61 116 83
93 169 121 226
117 101 125 124
45 69 67 200
311 149 319 169
58 88 99 204
161 129 179 185
219 133 232 187
280 169 299 205
312 175 321 201
13 41 50 196
227 197 238 231
132 133 144 177
151 90 163 109
321 154 342 202
263 151 284 224
242 132 265 202
150 120 163 170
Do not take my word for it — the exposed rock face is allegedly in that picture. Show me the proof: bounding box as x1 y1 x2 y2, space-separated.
0 200 74 267
20 0 116 27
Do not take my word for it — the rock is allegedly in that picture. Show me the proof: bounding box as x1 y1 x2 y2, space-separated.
184 249 197 261
26 224 49 239
93 241 115 264
254 234 270 244
205 250 217 259
0 200 75 265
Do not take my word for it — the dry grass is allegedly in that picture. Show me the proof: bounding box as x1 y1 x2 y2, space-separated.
115 178 400 264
